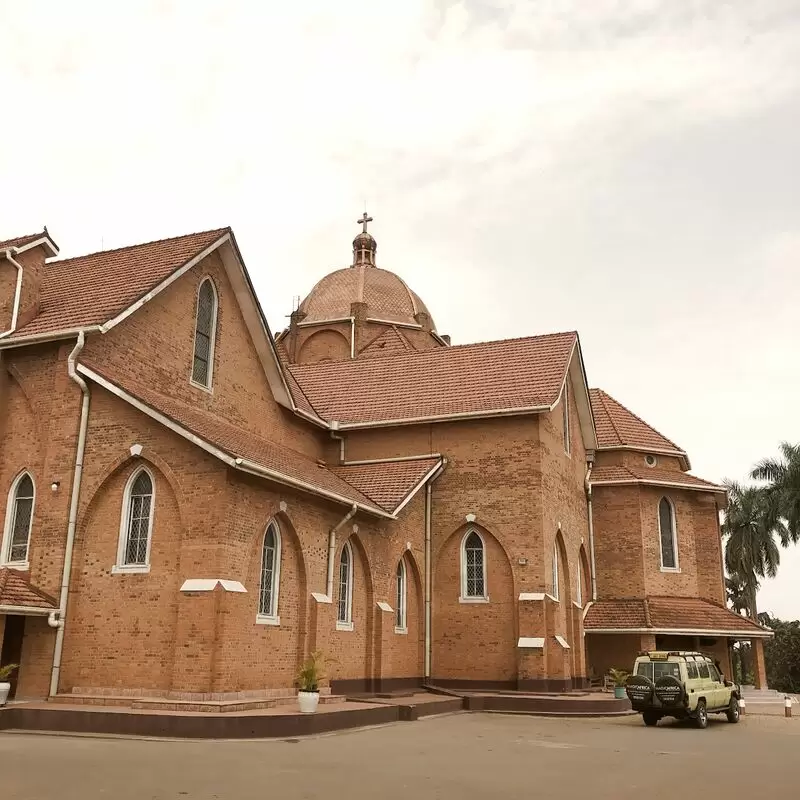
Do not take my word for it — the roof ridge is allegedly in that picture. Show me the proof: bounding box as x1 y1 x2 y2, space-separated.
593 389 624 447
0 230 48 250
643 598 652 627
49 226 230 266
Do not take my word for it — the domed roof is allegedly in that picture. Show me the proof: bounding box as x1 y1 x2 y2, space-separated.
297 213 436 330
297 264 436 330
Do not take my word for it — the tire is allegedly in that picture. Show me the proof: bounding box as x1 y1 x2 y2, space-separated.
694 700 708 729
726 697 740 724
653 675 685 707
625 675 655 705
643 711 660 727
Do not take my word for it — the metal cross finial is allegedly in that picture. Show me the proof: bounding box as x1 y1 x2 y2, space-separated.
357 212 373 233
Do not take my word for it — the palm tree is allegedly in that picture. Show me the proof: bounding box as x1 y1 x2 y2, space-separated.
725 572 750 616
722 481 786 621
751 442 800 544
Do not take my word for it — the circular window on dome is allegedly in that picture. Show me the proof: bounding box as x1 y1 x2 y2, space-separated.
645 454 658 468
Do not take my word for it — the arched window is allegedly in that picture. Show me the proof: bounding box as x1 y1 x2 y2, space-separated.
257 522 281 624
552 541 560 600
461 530 487 601
115 468 154 572
658 497 679 570
191 278 218 389
2 472 35 565
337 540 353 629
395 558 407 632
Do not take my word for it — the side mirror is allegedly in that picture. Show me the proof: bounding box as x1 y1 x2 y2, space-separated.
724 680 733 687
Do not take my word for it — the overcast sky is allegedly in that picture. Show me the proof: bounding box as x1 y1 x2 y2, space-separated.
2 1 798 617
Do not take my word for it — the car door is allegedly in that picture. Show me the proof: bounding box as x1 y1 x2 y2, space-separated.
707 662 727 709
696 659 720 709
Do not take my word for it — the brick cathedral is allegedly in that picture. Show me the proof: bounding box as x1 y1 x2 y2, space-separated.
0 218 770 703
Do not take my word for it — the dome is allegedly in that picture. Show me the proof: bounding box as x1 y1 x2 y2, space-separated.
297 264 436 330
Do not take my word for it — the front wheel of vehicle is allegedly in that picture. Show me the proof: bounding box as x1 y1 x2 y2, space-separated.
726 697 740 724
694 700 708 729
643 711 660 727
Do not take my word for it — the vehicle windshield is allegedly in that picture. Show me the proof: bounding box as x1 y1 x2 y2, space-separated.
635 661 681 680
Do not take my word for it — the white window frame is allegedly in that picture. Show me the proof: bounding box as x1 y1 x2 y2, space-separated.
460 529 489 603
256 521 281 626
395 558 408 634
576 558 582 607
113 467 155 575
658 496 680 572
190 277 219 392
552 541 560 601
563 378 571 456
336 540 354 631
1 471 36 569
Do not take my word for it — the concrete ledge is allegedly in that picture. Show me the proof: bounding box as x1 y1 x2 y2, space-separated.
463 694 631 716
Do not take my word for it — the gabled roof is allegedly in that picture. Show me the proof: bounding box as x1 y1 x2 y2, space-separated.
290 331 583 428
590 465 725 495
0 568 58 613
332 457 443 514
5 229 228 340
78 361 423 519
590 388 689 467
0 231 49 250
584 597 772 638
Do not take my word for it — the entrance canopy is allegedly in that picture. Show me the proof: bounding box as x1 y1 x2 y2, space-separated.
0 568 58 616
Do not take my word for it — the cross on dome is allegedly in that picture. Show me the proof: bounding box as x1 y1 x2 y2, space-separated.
357 212 373 234
352 211 377 266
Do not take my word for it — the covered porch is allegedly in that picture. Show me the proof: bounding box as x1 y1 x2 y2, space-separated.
583 596 773 689
0 568 59 702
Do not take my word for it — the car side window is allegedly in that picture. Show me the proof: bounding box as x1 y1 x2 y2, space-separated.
708 665 721 682
697 662 710 679
686 663 698 679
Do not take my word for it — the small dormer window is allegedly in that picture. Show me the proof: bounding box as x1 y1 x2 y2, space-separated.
192 278 218 389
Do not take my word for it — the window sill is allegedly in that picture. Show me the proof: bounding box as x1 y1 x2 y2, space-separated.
256 614 280 627
0 561 29 571
394 626 408 635
111 564 151 575
189 379 214 395
336 621 354 631
660 567 681 573
459 596 490 604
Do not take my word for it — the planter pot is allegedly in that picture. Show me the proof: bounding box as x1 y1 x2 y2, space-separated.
298 690 320 714
0 682 11 707
614 686 626 700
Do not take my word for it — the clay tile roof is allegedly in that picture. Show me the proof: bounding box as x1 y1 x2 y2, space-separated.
584 597 771 637
8 228 229 339
298 265 434 329
0 231 48 250
589 465 724 493
80 361 389 515
358 326 413 359
0 568 58 610
590 389 685 455
290 331 576 426
332 457 442 513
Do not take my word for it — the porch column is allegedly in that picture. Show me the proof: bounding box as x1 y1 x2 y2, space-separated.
640 633 657 652
752 638 768 689
0 615 5 654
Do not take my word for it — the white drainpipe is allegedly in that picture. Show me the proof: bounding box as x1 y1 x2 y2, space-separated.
0 251 24 337
49 332 90 697
584 455 598 601
424 461 446 680
326 504 357 598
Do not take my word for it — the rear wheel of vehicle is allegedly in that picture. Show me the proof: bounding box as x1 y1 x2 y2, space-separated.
694 700 708 729
726 697 740 724
643 711 660 727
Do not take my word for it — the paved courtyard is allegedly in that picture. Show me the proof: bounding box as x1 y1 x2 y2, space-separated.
2 711 798 800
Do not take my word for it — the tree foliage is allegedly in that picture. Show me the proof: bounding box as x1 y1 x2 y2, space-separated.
758 613 800 694
751 442 800 544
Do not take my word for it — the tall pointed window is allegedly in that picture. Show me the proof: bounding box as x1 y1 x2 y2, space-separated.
563 379 571 455
2 472 35 566
552 542 560 600
115 468 154 572
395 558 407 633
658 497 679 570
461 530 488 601
257 523 281 624
192 278 218 389
337 541 354 630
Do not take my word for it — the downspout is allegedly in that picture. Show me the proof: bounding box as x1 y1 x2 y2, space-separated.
49 331 90 697
326 504 357 598
424 460 446 681
330 421 345 464
350 317 356 359
584 454 598 601
0 251 24 337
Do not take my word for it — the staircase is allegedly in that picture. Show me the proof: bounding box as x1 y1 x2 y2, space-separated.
740 685 795 704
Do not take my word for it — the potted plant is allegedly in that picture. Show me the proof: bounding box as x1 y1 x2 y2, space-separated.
608 667 629 699
296 651 324 714
0 664 19 706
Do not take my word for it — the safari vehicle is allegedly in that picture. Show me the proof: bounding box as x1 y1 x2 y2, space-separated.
625 651 741 728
